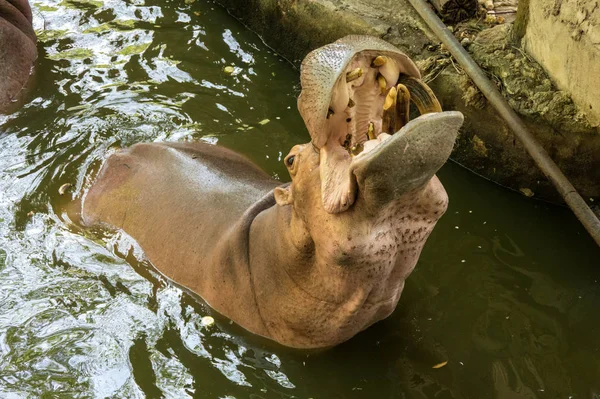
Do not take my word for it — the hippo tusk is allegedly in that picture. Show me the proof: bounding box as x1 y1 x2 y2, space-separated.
382 86 398 134
346 68 363 82
395 83 411 131
397 75 442 114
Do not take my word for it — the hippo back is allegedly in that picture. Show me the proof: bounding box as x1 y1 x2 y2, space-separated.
0 0 37 112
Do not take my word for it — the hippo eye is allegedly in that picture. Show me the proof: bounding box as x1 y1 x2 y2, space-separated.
286 155 295 167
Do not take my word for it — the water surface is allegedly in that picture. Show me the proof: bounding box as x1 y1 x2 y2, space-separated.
0 0 599 397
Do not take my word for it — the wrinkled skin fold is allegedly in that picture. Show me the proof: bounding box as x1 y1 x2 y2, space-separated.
79 36 464 349
0 0 37 113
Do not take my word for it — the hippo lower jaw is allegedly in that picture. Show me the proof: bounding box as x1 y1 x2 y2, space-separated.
318 100 462 214
351 111 464 210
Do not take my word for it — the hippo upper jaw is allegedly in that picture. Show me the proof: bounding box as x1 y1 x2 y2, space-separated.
350 111 464 210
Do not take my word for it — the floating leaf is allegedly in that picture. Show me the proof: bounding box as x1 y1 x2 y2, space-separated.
58 183 72 195
223 66 235 74
432 361 448 369
258 119 270 125
519 188 534 197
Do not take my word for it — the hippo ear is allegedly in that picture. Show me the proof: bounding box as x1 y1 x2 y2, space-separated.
274 185 293 206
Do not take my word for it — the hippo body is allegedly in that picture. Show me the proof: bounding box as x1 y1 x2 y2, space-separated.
0 0 37 112
82 36 464 348
84 142 277 338
82 113 462 349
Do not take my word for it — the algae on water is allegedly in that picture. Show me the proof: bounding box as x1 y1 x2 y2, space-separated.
59 0 103 8
118 43 151 56
36 29 69 43
48 48 94 61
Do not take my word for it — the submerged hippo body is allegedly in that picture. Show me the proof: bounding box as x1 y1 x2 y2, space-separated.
0 0 37 112
82 36 464 349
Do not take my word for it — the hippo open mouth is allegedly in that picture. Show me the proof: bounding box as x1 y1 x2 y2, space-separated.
298 35 453 214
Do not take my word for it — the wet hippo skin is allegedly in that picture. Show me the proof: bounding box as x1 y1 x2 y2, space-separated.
0 0 37 113
81 36 464 349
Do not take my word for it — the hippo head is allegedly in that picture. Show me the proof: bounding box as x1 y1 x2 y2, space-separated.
289 35 463 214
275 35 463 223
270 37 463 346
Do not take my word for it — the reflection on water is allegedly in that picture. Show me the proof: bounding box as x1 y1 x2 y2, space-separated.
0 0 598 397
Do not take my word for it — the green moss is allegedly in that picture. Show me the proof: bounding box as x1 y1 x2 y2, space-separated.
513 0 530 41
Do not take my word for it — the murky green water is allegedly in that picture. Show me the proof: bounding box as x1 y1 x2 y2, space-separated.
0 0 599 397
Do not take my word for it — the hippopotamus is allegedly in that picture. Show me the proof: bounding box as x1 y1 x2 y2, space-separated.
0 0 37 112
80 36 464 349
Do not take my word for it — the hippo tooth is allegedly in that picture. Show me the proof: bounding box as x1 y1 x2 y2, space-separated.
378 60 401 93
382 86 398 134
346 67 363 82
350 143 364 156
395 83 411 131
377 74 388 95
367 121 376 140
329 77 350 114
371 55 386 67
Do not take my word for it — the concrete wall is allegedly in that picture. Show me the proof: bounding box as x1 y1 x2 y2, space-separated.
521 0 600 127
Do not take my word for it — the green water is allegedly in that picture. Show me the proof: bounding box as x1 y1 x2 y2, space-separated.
0 0 599 397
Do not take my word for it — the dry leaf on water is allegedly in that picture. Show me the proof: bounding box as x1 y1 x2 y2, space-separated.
432 361 448 369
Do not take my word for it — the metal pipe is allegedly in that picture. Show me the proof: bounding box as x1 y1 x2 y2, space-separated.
407 0 600 246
